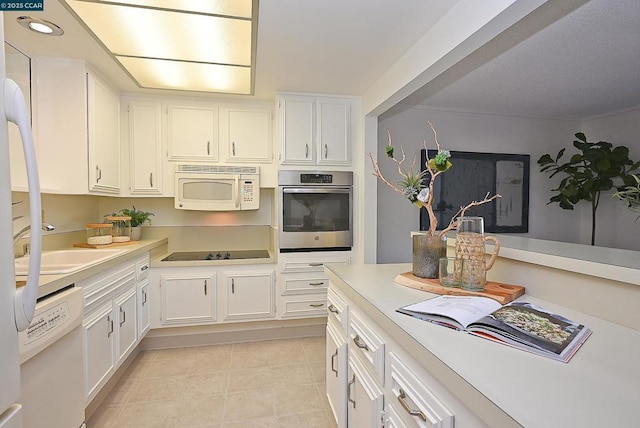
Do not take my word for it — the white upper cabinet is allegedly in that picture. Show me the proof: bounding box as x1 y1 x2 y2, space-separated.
127 100 163 195
225 105 273 163
32 57 120 194
167 104 218 161
279 96 315 164
317 97 350 165
278 94 351 166
87 72 120 193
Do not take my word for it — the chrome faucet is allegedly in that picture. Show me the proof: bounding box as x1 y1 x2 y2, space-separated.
13 223 56 243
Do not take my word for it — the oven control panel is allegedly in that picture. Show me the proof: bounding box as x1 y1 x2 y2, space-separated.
300 173 333 184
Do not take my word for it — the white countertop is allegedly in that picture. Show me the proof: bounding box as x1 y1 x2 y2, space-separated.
326 262 640 428
16 238 168 298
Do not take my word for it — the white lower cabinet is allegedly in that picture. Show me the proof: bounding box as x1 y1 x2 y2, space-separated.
151 265 277 328
388 352 454 428
347 349 385 428
81 259 141 403
83 304 116 402
137 278 151 337
160 273 217 325
223 270 275 321
326 281 461 428
277 251 350 320
326 319 348 428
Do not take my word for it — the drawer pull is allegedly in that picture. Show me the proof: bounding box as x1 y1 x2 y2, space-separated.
309 303 324 308
309 282 324 286
141 265 149 271
353 334 369 351
331 350 338 377
308 263 323 267
328 304 340 314
397 388 427 422
347 374 356 408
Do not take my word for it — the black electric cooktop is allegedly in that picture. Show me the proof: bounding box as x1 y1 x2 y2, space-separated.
161 250 270 262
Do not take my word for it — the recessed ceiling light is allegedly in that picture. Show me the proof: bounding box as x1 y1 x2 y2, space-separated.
17 16 64 36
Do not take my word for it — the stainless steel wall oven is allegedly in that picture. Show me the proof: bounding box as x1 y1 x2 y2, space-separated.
278 170 353 252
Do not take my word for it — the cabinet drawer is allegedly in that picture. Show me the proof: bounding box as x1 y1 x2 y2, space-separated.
280 254 350 274
282 276 328 295
279 294 327 319
135 257 150 281
388 352 454 428
327 286 348 332
349 309 385 384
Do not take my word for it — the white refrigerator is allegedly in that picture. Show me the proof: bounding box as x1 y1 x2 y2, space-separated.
0 14 43 428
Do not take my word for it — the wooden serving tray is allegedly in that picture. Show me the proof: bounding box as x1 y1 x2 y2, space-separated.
394 272 525 304
73 241 138 249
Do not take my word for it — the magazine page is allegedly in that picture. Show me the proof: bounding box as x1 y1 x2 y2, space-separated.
398 295 502 330
467 302 591 361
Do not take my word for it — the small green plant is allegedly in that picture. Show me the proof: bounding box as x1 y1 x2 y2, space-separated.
109 206 154 227
612 174 640 219
538 132 639 245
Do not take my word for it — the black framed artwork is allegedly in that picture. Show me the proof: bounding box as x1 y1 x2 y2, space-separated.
420 150 530 233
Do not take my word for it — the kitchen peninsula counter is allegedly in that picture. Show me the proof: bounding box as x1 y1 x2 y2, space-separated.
325 261 640 427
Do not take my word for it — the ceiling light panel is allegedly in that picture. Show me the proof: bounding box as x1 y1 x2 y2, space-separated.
67 2 252 65
87 0 252 19
63 0 256 94
118 56 251 94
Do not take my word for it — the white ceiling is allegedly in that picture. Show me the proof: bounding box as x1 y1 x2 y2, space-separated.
400 0 640 121
2 0 458 100
3 0 639 121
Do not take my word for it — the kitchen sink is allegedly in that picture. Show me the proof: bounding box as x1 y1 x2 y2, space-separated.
14 248 128 275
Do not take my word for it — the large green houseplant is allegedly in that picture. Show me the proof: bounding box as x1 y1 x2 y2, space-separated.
538 132 639 245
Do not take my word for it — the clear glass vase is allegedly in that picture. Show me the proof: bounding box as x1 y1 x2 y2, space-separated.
412 234 447 278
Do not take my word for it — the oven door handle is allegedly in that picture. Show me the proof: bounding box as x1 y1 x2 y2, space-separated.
281 187 351 195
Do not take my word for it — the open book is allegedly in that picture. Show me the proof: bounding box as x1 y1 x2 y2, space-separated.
398 295 591 362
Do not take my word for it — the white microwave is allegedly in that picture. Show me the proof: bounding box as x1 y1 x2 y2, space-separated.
174 164 260 211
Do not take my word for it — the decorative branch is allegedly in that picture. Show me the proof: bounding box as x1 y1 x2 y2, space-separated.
437 193 502 237
369 122 501 237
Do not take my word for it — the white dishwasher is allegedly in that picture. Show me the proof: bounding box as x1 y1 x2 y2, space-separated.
18 285 85 428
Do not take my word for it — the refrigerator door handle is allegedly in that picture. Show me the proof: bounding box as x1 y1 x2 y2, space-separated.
5 78 42 331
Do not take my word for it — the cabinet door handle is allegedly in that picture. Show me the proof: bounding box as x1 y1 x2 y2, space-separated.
207 141 210 155
107 315 114 337
96 165 101 183
324 143 328 159
120 307 126 326
309 282 324 286
309 303 324 308
397 388 427 422
232 142 236 156
331 350 338 377
353 334 369 351
231 278 235 294
305 143 309 158
328 304 339 314
142 290 147 305
204 279 208 296
347 374 356 409
149 172 153 187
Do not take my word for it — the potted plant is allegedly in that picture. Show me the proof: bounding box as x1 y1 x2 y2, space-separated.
369 122 500 278
116 206 154 241
538 132 639 245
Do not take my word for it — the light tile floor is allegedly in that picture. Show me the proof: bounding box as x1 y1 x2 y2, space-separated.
87 336 337 428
